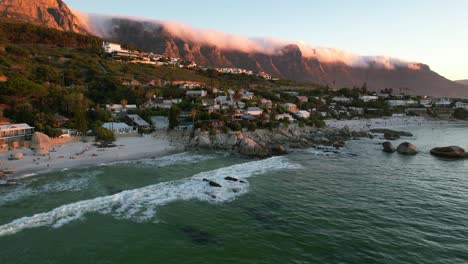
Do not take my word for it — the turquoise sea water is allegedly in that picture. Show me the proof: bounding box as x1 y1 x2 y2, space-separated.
0 124 467 263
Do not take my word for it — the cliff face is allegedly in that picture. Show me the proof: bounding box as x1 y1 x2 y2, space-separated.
100 18 468 97
0 0 88 34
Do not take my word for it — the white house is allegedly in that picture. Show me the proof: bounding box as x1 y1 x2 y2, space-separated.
276 114 295 122
295 110 311 119
245 107 264 116
420 99 432 108
386 100 417 107
106 104 137 114
434 98 452 107
179 83 203 90
359 95 379 102
102 123 135 134
186 90 208 98
296 96 309 103
126 114 150 129
332 96 352 103
455 102 468 110
102 42 125 53
241 92 255 100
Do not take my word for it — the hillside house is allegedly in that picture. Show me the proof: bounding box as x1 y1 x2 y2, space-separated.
283 103 298 113
106 104 138 115
245 107 264 116
455 102 468 110
186 90 208 98
294 110 311 119
296 96 309 103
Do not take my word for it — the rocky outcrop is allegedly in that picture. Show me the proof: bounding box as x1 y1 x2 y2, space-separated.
430 146 468 159
0 0 89 34
188 125 366 158
397 142 418 155
371 129 413 140
382 142 396 153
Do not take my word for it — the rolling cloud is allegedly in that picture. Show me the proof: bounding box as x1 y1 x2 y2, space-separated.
74 11 422 70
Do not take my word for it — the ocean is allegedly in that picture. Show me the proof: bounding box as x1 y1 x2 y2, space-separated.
0 124 467 263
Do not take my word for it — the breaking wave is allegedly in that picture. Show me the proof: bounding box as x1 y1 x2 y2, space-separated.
0 157 300 237
112 152 215 168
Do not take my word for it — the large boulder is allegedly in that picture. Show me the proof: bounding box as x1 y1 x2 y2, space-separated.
12 151 24 160
371 129 413 140
397 142 418 155
30 132 51 150
430 146 468 159
197 134 212 148
270 144 288 156
239 138 271 158
382 142 396 153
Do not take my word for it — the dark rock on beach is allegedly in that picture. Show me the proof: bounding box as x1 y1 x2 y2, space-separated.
382 142 396 153
430 146 468 159
397 142 418 155
371 129 413 140
203 179 222 188
224 176 239 182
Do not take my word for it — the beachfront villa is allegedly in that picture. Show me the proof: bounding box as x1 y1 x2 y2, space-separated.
0 123 35 149
102 122 135 135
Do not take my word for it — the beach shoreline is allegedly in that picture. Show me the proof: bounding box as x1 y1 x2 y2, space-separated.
1 135 183 179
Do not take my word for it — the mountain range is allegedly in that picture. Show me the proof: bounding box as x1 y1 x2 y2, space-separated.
1 0 467 98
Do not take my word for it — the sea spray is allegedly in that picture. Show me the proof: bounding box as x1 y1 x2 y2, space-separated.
0 156 300 237
0 152 214 206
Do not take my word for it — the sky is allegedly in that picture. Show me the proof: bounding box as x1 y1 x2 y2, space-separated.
65 0 467 81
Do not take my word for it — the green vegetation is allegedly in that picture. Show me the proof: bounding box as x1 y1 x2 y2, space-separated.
95 127 115 142
453 108 468 120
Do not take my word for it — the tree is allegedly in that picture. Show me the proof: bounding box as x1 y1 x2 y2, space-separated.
168 105 181 129
191 109 197 124
95 127 115 142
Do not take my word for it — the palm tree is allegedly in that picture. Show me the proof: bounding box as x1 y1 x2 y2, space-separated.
191 109 197 124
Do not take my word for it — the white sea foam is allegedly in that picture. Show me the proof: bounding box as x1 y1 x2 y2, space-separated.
0 171 103 207
115 152 215 168
0 157 300 237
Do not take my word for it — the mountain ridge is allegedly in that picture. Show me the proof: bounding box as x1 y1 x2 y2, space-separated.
1 0 467 97
0 0 88 34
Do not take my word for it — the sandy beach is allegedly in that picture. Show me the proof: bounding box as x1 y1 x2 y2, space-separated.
325 116 452 131
0 135 182 179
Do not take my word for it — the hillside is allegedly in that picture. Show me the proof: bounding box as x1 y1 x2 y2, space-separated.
90 17 468 98
456 80 468 86
0 0 88 34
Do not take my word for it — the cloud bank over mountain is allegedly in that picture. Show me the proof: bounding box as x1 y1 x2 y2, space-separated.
77 12 422 71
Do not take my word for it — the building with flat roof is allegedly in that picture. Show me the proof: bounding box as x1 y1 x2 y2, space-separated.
0 123 34 148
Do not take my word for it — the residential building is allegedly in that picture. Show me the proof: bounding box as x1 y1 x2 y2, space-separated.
420 99 432 108
53 114 70 128
261 99 273 108
106 104 137 114
296 96 309 103
241 92 255 100
434 98 452 107
0 123 35 148
102 123 135 134
126 114 151 130
359 95 379 102
294 110 311 119
283 103 298 113
455 102 468 110
276 114 295 122
245 107 264 116
186 90 208 98
332 96 352 103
